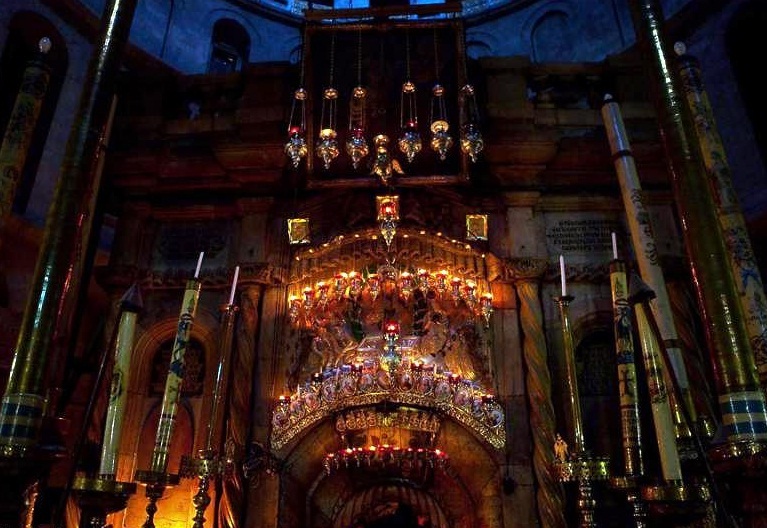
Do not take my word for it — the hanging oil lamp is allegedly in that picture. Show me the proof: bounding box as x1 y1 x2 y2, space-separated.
430 83 454 161
285 87 308 168
459 84 484 163
346 30 369 170
376 195 400 250
317 87 339 170
398 31 421 163
316 32 339 170
429 30 453 161
371 135 403 184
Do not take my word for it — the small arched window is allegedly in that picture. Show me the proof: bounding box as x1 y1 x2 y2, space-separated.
0 11 68 215
208 19 250 75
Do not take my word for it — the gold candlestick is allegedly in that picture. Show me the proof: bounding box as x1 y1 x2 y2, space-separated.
181 300 239 528
553 294 610 528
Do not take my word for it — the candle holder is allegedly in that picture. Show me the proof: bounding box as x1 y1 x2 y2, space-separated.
72 476 137 528
180 449 235 528
639 481 711 524
553 294 611 528
134 470 181 528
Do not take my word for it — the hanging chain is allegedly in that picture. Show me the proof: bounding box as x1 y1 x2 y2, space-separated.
356 28 363 87
328 30 336 88
405 30 412 81
433 28 440 81
299 26 307 86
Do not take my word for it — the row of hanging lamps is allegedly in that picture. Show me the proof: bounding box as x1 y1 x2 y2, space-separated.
429 28 453 161
398 30 422 164
346 29 369 170
316 30 339 170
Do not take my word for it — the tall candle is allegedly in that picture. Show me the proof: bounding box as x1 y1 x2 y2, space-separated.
194 251 204 279
99 283 143 478
559 255 567 296
612 232 618 260
149 277 202 475
228 265 240 306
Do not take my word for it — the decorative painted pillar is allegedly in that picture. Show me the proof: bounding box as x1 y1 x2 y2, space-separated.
218 284 263 528
0 0 139 449
627 0 767 445
0 38 51 237
509 258 567 528
674 43 767 389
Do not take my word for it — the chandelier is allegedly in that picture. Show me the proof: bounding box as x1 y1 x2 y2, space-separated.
287 266 493 327
324 445 448 476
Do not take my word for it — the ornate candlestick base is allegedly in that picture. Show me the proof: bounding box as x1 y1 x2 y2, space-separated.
134 470 181 528
180 449 233 528
554 452 611 528
610 476 648 528
640 481 711 524
72 476 137 528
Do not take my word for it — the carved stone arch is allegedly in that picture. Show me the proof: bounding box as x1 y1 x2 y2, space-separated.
282 411 499 528
571 309 620 462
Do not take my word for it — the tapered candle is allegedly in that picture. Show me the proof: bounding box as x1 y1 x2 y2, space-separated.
149 276 202 475
228 265 240 306
611 232 618 260
194 251 204 279
559 255 567 296
99 283 143 478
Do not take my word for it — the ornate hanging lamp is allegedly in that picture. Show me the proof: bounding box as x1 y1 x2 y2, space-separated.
316 31 339 170
346 30 369 170
376 195 399 250
285 34 308 168
398 30 422 164
458 28 484 163
430 29 453 161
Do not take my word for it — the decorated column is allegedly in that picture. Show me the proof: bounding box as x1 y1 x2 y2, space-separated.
0 37 51 238
510 258 567 528
627 0 767 446
674 43 767 388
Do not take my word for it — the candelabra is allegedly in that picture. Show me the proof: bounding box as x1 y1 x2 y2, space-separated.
552 294 610 528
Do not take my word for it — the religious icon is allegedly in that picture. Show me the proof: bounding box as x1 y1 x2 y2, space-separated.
554 433 569 462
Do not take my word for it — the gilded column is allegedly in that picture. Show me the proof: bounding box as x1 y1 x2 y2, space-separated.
0 38 51 237
0 0 139 449
674 43 767 389
627 0 767 444
510 258 567 528
218 284 263 528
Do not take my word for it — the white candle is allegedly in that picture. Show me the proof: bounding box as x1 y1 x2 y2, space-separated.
559 255 567 296
194 251 204 279
612 232 618 260
228 265 240 305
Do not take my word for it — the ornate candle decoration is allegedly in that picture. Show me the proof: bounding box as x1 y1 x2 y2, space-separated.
608 256 647 526
398 31 422 163
381 320 401 372
99 283 143 478
136 252 204 528
628 274 683 482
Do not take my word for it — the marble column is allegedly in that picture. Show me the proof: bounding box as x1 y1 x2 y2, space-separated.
509 258 567 528
218 284 263 528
